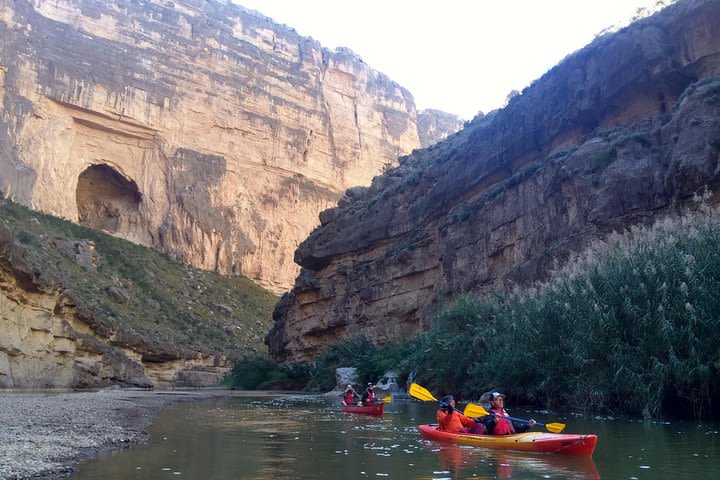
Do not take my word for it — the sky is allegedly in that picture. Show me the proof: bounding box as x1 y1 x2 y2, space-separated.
232 1 671 119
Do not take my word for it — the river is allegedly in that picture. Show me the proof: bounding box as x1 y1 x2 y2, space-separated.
70 393 719 479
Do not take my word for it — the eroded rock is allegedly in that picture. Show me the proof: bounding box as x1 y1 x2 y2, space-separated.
267 0 720 362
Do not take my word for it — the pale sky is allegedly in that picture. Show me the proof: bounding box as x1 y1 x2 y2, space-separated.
233 1 671 119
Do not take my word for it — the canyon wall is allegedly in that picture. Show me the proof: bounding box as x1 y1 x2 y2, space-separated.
267 0 720 362
0 0 458 294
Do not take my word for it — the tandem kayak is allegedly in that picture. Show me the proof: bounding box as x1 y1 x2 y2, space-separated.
418 424 597 456
341 403 385 415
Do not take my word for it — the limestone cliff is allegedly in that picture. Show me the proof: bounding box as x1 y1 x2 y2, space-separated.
417 109 466 148
0 0 456 294
267 0 720 362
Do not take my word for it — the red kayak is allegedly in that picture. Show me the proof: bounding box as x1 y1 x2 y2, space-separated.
341 403 385 415
418 424 597 456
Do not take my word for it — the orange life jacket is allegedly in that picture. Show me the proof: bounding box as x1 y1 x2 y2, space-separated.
437 410 476 432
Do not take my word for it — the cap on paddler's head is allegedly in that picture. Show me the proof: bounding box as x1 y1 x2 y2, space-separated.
441 395 454 404
490 392 506 400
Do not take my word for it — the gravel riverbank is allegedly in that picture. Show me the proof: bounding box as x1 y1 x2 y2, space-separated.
0 388 249 480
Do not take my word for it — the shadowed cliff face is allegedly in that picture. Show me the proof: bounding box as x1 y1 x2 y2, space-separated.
267 0 720 362
0 0 459 293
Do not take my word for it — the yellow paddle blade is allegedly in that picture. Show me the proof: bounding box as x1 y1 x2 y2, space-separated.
463 403 490 418
545 422 566 433
408 383 437 402
382 396 392 404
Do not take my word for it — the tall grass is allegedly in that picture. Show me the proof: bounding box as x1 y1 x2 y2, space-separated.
409 201 720 419
223 355 311 390
225 337 415 392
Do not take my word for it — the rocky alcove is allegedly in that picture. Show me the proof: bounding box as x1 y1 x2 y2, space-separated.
76 164 142 234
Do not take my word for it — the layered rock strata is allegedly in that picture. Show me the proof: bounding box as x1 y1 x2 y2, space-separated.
267 0 720 362
0 0 457 294
0 223 228 388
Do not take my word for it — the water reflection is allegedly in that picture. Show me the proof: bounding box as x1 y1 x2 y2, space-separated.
70 394 719 480
416 442 600 479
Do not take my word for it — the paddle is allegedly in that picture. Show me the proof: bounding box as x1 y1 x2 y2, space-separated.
463 403 566 433
408 383 467 416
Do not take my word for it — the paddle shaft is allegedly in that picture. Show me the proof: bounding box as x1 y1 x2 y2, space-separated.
444 403 542 430
464 403 542 428
491 413 541 426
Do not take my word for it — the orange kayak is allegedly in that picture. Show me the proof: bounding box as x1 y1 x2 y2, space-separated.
340 403 385 415
418 424 597 456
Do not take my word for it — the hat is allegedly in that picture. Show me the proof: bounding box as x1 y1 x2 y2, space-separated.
367 383 373 387
441 395 454 404
346 384 353 389
490 392 506 400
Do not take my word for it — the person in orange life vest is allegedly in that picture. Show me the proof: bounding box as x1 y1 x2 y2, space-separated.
481 392 535 435
361 383 379 406
437 396 485 434
341 384 359 405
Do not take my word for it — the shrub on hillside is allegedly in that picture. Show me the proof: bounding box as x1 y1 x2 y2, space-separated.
224 356 311 390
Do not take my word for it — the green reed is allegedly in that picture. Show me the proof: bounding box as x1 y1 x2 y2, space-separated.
409 202 720 419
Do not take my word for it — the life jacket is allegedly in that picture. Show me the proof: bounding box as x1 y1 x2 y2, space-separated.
343 392 355 404
362 390 375 405
437 409 476 432
491 408 513 435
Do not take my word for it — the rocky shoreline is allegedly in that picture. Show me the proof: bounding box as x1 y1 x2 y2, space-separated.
0 388 256 480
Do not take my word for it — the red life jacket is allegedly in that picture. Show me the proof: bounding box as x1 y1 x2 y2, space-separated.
343 392 355 404
363 390 375 405
491 408 513 435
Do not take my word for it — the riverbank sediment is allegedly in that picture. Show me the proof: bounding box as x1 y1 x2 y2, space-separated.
0 388 258 480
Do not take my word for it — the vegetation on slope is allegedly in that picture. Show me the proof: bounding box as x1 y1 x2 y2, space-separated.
231 200 720 419
0 197 277 356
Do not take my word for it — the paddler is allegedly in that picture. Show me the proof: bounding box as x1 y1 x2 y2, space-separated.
481 392 536 435
437 395 485 433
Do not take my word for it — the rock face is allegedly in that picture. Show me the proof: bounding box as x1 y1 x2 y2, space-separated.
417 109 466 148
0 0 457 294
0 223 224 388
267 0 720 362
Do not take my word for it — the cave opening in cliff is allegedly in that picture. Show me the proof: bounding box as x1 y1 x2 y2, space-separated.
76 164 142 234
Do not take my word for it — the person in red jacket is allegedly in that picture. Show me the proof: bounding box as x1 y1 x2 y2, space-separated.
341 385 359 405
481 392 536 435
437 396 484 433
